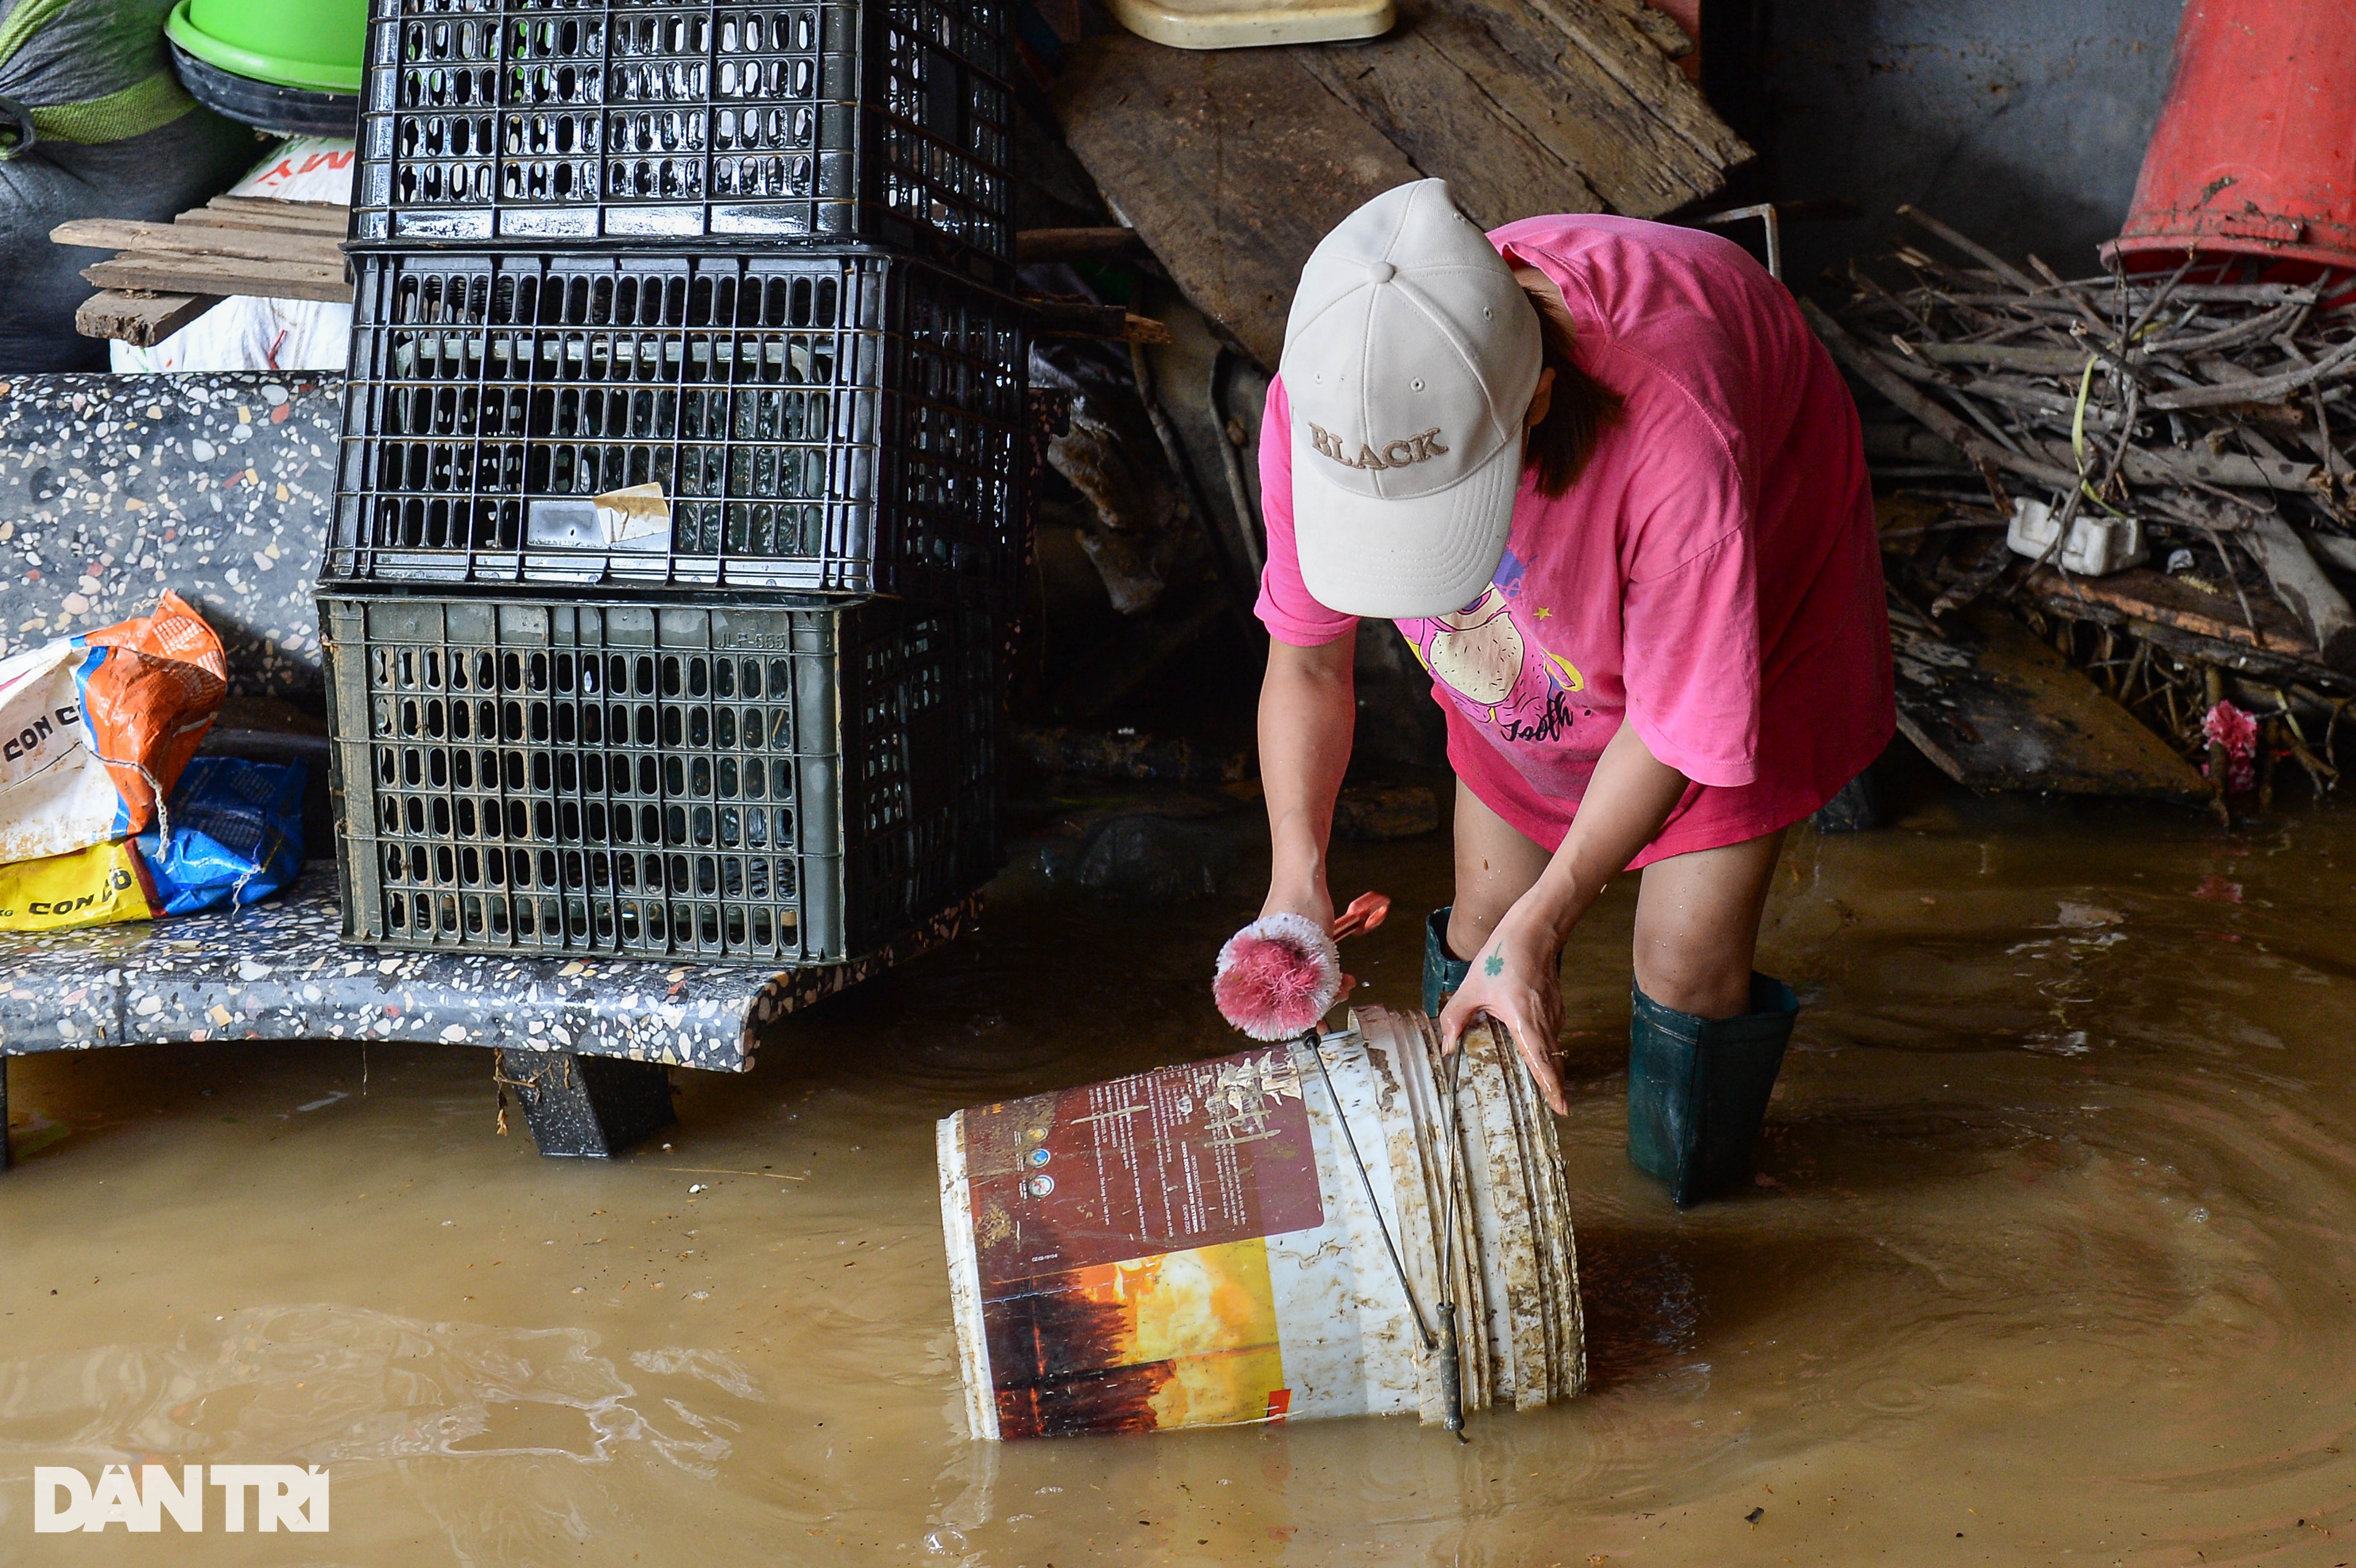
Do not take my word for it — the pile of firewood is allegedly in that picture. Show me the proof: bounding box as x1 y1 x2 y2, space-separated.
1813 206 2356 646
1807 208 2356 800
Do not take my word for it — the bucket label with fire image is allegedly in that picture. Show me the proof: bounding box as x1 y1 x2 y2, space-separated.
962 1047 1323 1437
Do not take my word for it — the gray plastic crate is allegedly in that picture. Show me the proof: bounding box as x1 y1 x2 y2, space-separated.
353 0 1013 274
326 247 1026 604
321 590 998 964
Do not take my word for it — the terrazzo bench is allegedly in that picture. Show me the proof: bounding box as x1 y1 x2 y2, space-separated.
0 373 973 1165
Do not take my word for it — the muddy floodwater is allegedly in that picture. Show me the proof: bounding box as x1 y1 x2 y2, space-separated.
5 786 2355 1565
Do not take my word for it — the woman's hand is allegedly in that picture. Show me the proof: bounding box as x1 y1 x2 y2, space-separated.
1438 906 1568 1114
1439 722 1694 1116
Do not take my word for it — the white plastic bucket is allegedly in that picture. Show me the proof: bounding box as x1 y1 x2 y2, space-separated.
937 1007 1584 1440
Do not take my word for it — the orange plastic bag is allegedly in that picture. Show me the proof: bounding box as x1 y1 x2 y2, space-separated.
0 591 226 864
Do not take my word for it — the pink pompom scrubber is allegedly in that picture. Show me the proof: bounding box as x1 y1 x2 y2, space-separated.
1213 892 1392 1041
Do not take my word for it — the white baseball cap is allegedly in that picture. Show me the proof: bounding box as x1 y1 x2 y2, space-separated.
1280 178 1540 620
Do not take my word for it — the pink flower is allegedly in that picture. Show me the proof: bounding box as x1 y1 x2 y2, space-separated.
2202 700 2259 793
2202 700 2257 753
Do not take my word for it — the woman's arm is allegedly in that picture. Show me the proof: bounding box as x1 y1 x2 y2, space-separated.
1438 719 1689 1111
1258 634 1357 928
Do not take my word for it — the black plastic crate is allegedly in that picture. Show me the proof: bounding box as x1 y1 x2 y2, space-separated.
321 591 1000 964
327 248 1026 603
354 0 1013 271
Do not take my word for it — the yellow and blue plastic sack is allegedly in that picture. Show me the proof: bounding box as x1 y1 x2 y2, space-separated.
0 757 304 933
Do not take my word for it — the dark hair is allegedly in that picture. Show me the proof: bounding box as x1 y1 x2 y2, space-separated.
1519 285 1623 498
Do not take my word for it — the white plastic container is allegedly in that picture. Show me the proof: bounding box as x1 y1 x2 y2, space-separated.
937 1007 1584 1440
1105 0 1392 49
2006 497 2147 576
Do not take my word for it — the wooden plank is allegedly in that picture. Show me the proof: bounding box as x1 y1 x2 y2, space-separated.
2023 565 2317 661
81 255 352 304
1892 601 2208 803
1026 298 1175 344
1503 0 1748 175
175 209 349 239
1015 227 1144 262
73 289 224 345
1590 0 1692 56
1053 37 1424 368
185 208 351 235
1288 9 1605 230
56 194 353 333
202 195 351 231
77 244 348 283
1054 0 1745 369
1414 0 1738 215
2030 592 2356 691
52 218 346 268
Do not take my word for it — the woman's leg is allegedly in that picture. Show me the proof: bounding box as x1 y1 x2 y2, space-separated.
1630 828 1789 1018
1445 777 1555 961
1625 827 1795 1204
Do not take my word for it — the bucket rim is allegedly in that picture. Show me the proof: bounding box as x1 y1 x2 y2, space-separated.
2100 231 2356 280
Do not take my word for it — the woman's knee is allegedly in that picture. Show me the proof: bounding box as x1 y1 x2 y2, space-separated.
1630 950 1756 1019
1630 831 1787 1018
1446 780 1550 957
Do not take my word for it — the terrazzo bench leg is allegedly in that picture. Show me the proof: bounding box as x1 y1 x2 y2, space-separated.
496 1049 677 1159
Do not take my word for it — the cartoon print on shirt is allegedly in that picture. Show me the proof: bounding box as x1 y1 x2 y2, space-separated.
1403 546 1585 743
1423 587 1523 706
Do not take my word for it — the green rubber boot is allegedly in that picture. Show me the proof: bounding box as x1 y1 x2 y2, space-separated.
1626 974 1798 1207
1423 908 1470 1017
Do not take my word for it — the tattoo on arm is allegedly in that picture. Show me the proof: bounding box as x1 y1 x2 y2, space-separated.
1483 946 1504 978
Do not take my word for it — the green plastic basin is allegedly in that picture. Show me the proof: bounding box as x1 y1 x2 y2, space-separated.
166 0 365 95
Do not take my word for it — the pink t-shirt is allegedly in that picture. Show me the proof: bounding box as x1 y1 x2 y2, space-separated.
1256 214 1894 866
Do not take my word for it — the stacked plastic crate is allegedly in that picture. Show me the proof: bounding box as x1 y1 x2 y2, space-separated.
318 0 1023 967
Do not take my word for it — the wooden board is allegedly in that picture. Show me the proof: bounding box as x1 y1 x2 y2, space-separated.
174 209 346 237
2035 595 2356 693
1016 226 1146 262
1431 0 1740 212
79 255 351 304
1891 601 2208 803
1054 40 1423 368
55 199 354 329
2024 565 2317 662
53 218 346 269
1054 0 1747 368
1288 9 1606 230
73 290 223 347
187 194 350 233
1026 297 1175 343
